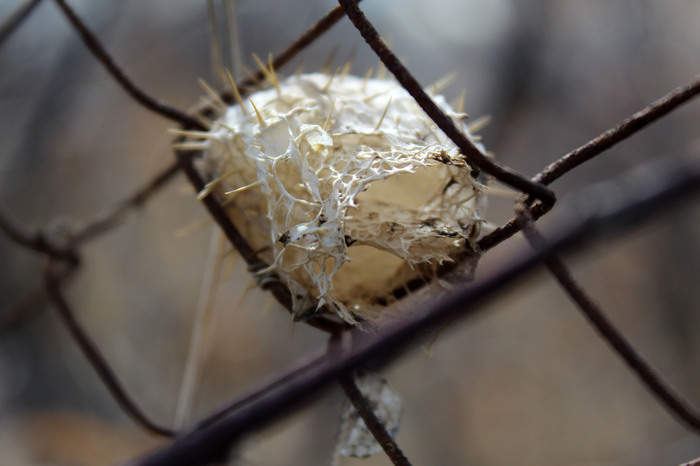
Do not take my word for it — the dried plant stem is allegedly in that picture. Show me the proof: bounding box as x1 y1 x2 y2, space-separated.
43 258 176 438
206 0 227 89
174 227 226 429
224 0 243 78
52 0 205 130
338 374 412 466
200 2 361 114
337 0 555 206
233 3 359 92
516 204 700 432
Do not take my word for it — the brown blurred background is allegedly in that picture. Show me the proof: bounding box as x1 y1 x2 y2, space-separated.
0 0 699 464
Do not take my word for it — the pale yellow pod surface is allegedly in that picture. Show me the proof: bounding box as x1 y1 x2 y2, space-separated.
202 73 487 324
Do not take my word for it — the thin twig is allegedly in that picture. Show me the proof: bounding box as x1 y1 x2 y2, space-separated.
223 0 243 78
516 203 700 432
174 228 224 429
128 156 700 466
67 161 181 245
203 2 359 112
535 76 700 186
206 0 227 89
0 0 44 45
337 0 555 206
0 199 77 262
43 258 176 438
338 374 412 466
52 0 205 130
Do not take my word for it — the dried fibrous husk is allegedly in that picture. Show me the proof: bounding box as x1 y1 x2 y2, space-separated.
198 73 487 324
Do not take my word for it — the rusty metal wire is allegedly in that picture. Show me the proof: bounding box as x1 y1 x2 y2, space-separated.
516 202 700 432
337 0 556 206
338 373 412 466
128 156 700 466
479 76 700 252
0 1 699 465
52 0 205 130
43 258 176 438
0 0 44 46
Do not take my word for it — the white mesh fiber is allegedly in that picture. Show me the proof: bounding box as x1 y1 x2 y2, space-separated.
201 73 487 324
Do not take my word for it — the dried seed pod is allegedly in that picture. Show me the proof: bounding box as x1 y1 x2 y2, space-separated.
199 73 487 324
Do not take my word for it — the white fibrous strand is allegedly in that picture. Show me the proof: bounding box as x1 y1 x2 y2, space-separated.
198 73 487 324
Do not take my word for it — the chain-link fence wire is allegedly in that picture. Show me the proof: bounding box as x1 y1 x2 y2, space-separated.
0 1 699 465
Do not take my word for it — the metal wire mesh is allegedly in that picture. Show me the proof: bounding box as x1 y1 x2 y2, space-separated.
0 1 699 465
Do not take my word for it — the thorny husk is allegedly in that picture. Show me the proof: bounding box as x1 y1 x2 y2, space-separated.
197 73 487 324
